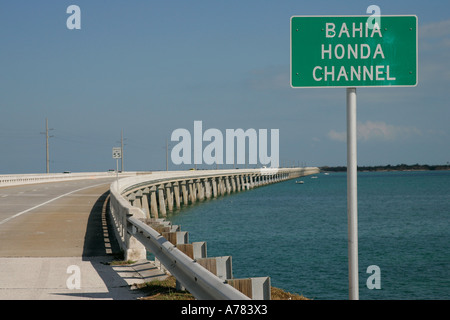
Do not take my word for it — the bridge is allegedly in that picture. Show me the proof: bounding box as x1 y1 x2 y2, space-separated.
0 167 319 300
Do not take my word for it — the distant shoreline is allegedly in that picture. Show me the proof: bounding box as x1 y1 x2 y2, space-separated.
320 164 450 172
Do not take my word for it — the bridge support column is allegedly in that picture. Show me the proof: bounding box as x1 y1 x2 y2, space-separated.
257 175 262 186
134 190 143 208
219 177 225 195
204 178 212 199
141 188 150 218
225 176 231 194
188 180 195 203
149 186 158 218
197 179 205 201
212 178 218 198
157 184 166 217
249 175 255 189
231 175 236 192
180 181 189 205
166 183 174 211
173 181 181 209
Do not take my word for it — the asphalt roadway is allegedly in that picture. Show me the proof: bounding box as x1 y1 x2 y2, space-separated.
0 178 167 300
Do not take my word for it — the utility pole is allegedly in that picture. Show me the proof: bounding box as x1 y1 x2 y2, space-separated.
41 118 53 173
166 138 169 171
121 129 124 172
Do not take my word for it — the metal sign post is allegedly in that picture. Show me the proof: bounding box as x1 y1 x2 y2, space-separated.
346 87 358 300
290 15 417 300
112 147 122 189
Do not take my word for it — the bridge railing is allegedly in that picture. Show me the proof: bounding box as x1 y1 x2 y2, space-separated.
108 168 319 300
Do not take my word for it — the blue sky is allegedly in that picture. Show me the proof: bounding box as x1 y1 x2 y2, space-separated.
0 0 449 173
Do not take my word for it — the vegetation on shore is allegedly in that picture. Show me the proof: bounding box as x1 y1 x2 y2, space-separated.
136 276 309 300
321 163 450 172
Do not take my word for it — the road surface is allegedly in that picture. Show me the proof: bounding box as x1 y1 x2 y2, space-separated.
0 177 166 299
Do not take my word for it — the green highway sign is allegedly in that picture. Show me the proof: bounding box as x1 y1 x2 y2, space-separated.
290 15 418 88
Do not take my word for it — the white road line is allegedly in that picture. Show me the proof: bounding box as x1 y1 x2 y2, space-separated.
0 183 109 226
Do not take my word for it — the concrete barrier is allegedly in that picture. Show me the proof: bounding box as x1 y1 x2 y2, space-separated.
0 171 146 187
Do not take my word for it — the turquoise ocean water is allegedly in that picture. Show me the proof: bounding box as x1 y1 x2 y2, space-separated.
166 170 450 300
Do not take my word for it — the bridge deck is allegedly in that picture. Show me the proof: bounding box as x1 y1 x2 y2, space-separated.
0 178 166 300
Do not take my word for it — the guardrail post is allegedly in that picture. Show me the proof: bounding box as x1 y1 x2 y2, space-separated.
162 231 188 245
176 242 207 259
175 241 207 291
226 277 271 300
197 256 233 281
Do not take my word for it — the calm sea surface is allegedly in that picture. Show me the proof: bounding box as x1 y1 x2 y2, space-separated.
166 170 450 300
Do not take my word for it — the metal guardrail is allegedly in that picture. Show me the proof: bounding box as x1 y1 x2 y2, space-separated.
127 216 250 300
108 168 320 300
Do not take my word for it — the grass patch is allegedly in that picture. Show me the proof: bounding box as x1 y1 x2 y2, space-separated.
137 276 195 300
107 260 137 266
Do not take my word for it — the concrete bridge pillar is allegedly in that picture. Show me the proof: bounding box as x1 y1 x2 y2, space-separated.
204 178 212 199
221 177 226 195
157 184 167 217
245 175 250 190
216 177 221 195
134 190 143 208
173 181 181 208
212 177 218 198
149 186 158 218
127 193 137 207
225 176 231 194
165 183 174 211
188 180 196 203
231 175 236 192
180 180 189 205
141 188 150 218
235 175 241 191
240 175 246 190
197 179 205 201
